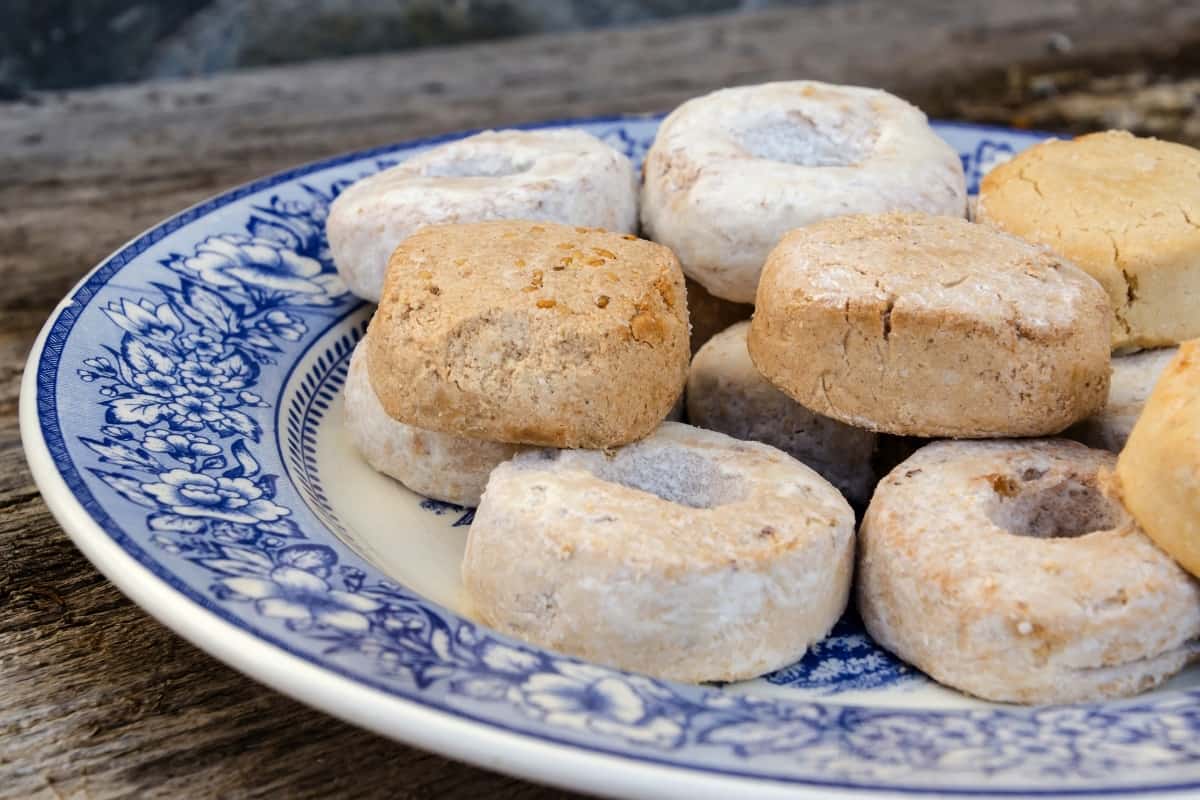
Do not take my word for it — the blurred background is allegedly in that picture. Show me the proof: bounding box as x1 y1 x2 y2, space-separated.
1 0 821 94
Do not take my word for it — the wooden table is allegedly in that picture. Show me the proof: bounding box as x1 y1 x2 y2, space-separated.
3 1 1198 796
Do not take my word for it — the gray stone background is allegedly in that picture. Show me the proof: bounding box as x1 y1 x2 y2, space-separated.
0 0 825 94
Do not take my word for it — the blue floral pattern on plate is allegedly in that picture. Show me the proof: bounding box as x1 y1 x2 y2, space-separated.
31 115 1200 796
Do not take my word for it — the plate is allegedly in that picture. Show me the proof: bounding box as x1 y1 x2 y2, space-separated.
21 115 1200 799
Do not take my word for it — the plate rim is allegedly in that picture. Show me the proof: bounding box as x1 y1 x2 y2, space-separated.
19 115 1193 800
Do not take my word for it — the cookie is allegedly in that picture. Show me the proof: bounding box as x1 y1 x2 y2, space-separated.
343 339 521 506
687 321 876 504
860 439 1200 703
978 131 1200 350
642 81 966 302
367 220 689 448
748 212 1111 437
463 422 854 683
328 129 637 302
1117 340 1200 578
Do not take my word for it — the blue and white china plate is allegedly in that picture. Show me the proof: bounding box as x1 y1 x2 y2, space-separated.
22 116 1200 799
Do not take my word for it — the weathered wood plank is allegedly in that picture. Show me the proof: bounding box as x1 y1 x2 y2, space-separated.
3 0 1200 796
4 0 1200 318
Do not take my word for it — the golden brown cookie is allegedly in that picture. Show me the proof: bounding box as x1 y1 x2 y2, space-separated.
1117 340 1200 578
747 212 1111 438
977 131 1200 350
367 220 689 448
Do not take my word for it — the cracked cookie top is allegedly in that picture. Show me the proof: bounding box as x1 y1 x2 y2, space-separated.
755 211 1097 337
977 130 1200 351
747 212 1110 438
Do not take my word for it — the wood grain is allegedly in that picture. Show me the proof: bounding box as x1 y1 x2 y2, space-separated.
3 0 1199 796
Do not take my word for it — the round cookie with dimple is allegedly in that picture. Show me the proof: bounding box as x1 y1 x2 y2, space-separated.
1067 347 1177 452
860 439 1200 704
688 321 876 504
328 129 638 303
641 81 967 303
1117 340 1200 579
462 422 855 683
748 212 1112 438
343 339 522 507
367 220 689 449
977 130 1200 350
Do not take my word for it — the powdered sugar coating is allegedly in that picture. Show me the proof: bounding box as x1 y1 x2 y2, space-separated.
859 439 1200 704
462 422 854 683
329 129 638 302
641 81 966 303
687 321 876 504
343 340 521 506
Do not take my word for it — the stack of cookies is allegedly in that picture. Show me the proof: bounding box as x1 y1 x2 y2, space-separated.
331 79 1200 702
345 220 690 506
